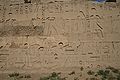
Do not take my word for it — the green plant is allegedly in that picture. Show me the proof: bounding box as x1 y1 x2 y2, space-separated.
8 72 20 80
8 72 20 77
106 66 120 74
97 70 104 76
87 70 95 75
40 72 66 80
8 72 31 80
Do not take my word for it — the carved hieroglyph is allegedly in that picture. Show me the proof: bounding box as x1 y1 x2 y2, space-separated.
0 0 120 73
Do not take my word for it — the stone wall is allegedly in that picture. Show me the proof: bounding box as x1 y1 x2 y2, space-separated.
0 0 120 74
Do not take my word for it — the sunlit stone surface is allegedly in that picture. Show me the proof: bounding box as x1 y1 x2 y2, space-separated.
0 0 120 80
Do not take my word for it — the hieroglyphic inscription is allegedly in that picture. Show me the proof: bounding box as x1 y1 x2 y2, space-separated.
0 0 120 73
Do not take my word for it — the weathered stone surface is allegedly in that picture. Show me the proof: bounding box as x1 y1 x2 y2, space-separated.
0 0 120 80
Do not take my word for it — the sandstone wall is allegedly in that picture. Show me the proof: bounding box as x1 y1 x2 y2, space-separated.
0 0 120 73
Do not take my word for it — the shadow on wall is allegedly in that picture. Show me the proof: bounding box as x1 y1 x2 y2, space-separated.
24 0 31 3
